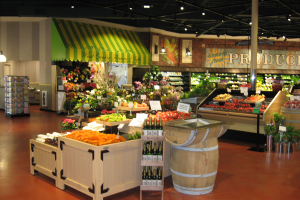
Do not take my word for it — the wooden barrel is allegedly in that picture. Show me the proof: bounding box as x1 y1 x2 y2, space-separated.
280 108 300 130
170 137 219 195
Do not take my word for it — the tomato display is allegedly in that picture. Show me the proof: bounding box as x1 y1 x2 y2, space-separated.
148 111 191 122
202 98 268 113
283 99 300 109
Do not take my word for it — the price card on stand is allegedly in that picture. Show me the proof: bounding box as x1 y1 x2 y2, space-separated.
149 100 162 110
227 88 231 93
129 118 143 127
114 102 118 108
91 90 95 95
136 113 148 121
87 79 91 83
141 95 146 100
97 96 102 100
279 126 287 132
118 124 125 129
177 102 190 113
240 87 248 94
256 90 261 94
62 80 68 84
128 102 133 108
290 96 300 101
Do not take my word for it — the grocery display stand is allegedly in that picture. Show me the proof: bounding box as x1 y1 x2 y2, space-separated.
140 135 165 200
4 76 30 117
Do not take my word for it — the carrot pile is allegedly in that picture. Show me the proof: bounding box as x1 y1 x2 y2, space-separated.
65 130 126 146
88 118 97 122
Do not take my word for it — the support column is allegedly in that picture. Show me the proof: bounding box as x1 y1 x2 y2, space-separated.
250 0 258 90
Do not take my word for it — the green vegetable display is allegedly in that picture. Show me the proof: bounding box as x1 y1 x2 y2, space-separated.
97 113 126 122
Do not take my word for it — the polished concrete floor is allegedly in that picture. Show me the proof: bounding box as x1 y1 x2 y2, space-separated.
0 105 299 200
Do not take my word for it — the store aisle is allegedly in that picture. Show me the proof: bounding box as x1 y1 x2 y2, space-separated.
0 105 299 200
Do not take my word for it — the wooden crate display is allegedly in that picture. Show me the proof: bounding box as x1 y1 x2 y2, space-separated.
56 137 141 200
29 139 58 187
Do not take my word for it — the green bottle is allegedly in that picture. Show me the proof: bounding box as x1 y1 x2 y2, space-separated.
157 167 162 186
147 142 153 161
153 142 158 161
152 118 158 136
142 167 147 185
147 167 152 185
152 169 157 186
142 142 147 160
158 142 163 161
143 119 148 136
148 118 153 136
158 118 163 136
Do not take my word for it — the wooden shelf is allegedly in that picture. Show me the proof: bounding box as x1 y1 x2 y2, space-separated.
141 161 164 166
140 185 163 191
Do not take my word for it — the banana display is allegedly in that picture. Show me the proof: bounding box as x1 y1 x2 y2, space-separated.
214 93 232 100
97 113 127 122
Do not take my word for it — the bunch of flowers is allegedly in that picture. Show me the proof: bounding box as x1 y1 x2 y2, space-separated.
61 68 68 77
161 92 183 111
80 74 85 80
64 83 77 91
66 92 77 100
61 118 77 131
66 73 73 80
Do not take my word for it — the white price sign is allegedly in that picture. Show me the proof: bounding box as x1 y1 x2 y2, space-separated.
149 100 162 110
114 102 118 107
128 102 133 108
141 95 146 100
118 124 125 129
62 80 68 84
279 126 286 132
177 102 190 113
290 96 300 100
136 113 148 121
256 90 261 94
227 88 231 93
87 79 91 83
240 87 248 94
97 96 102 100
129 118 143 127
91 90 95 95
58 85 64 91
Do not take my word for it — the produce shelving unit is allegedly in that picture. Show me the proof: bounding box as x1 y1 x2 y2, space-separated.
140 135 165 200
162 71 191 92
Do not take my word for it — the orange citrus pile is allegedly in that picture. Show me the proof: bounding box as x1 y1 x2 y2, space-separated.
65 130 126 146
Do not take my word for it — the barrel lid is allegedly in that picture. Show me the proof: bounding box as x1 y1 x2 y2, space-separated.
163 118 232 130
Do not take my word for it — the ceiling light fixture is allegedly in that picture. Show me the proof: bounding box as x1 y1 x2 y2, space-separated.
180 2 185 10
222 16 225 22
129 2 133 10
287 14 291 21
161 46 166 54
0 51 7 62
202 8 205 15
185 27 187 31
249 21 252 25
71 5 74 8
283 35 286 39
144 5 150 8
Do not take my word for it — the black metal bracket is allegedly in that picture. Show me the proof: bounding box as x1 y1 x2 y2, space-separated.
52 168 57 177
88 149 94 161
60 169 66 180
31 157 36 166
31 143 35 152
101 184 109 194
52 151 57 160
60 141 65 151
88 183 95 194
101 150 109 161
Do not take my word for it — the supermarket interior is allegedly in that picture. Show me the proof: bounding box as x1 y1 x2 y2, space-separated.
1 1 300 200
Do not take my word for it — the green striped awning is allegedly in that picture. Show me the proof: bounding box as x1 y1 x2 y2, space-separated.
51 18 150 65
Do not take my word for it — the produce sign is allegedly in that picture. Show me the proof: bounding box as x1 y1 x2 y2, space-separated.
65 130 126 146
150 110 191 121
213 93 232 102
283 99 300 109
202 98 268 113
244 94 265 103
97 113 126 122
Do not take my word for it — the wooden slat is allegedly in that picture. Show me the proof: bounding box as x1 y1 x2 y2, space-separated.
263 91 287 124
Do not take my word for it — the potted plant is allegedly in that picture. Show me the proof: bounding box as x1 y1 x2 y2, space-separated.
61 118 78 133
291 129 300 152
264 124 276 152
282 133 291 153
273 112 285 133
274 134 281 153
63 99 71 115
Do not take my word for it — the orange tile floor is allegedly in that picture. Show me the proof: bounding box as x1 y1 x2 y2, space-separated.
0 105 299 200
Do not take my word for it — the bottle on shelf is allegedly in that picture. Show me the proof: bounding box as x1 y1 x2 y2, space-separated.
142 142 147 160
147 167 152 185
148 118 153 136
157 167 162 186
153 118 158 136
158 142 163 161
147 142 153 161
143 119 148 136
158 118 163 136
142 166 147 185
153 142 158 161
152 169 157 186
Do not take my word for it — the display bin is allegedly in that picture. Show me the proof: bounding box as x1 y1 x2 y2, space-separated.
56 137 171 200
29 139 58 187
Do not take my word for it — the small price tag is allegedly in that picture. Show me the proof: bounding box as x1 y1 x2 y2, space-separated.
256 90 261 94
290 96 300 100
227 88 231 93
118 98 121 102
253 107 260 114
240 87 248 94
91 90 95 95
58 85 64 91
62 80 68 84
97 96 102 100
149 100 162 110
177 102 190 113
114 102 118 107
74 80 77 83
279 126 286 132
128 102 133 108
129 118 143 127
141 95 146 100
87 79 91 83
118 124 125 129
